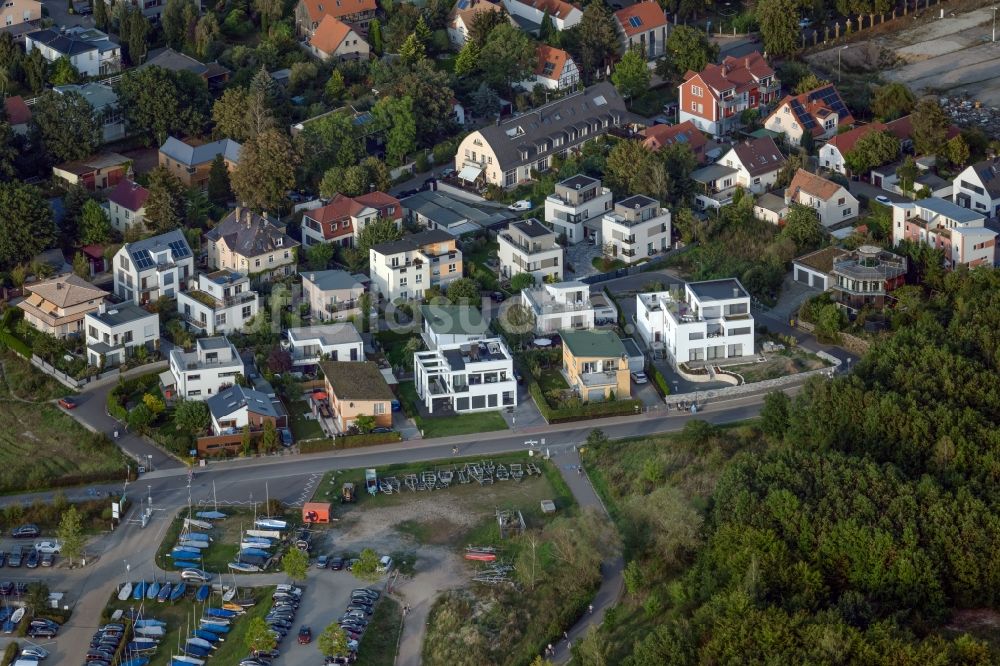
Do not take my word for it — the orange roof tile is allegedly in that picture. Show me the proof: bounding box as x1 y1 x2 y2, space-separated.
306 192 402 240
615 1 666 37
300 0 376 22
535 45 570 82
510 0 579 20
769 85 855 137
4 96 31 126
684 51 774 97
449 0 501 27
310 15 354 55
641 121 707 160
786 168 844 202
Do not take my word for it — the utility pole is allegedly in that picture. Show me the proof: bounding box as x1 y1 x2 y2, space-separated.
838 45 849 82
993 6 997 42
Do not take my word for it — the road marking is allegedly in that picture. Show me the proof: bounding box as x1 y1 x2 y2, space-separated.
290 473 322 507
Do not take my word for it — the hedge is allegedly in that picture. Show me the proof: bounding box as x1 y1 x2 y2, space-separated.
299 431 402 453
529 381 642 424
107 372 161 421
2 642 17 666
646 363 671 399
0 327 31 358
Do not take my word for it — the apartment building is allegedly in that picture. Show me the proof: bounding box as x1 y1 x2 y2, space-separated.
166 336 245 401
205 208 299 281
414 338 517 414
17 273 108 339
890 197 997 268
636 279 755 367
113 229 194 305
287 323 363 367
158 136 242 189
176 270 259 335
520 280 594 333
301 270 366 322
301 191 402 248
613 1 667 59
84 302 160 368
600 195 671 263
104 179 149 234
498 218 564 283
369 230 463 301
544 174 612 244
560 329 630 402
678 51 780 137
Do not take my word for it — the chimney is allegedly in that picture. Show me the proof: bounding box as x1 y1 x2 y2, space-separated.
732 287 739 298
745 57 750 68
235 205 242 221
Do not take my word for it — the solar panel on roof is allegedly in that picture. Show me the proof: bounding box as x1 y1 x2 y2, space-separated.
457 0 469 7
629 15 642 27
168 240 190 257
133 249 153 270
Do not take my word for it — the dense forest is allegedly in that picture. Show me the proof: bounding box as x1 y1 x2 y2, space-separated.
583 267 1000 664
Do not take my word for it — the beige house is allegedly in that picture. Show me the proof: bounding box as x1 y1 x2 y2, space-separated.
205 208 300 281
302 270 366 322
0 0 40 33
308 15 370 61
320 360 394 432
785 169 858 228
561 329 630 402
17 273 109 339
159 136 241 189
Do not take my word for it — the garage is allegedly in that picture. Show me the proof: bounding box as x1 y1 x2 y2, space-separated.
587 388 606 402
793 247 849 292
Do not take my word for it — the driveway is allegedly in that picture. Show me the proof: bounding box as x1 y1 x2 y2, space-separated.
42 0 95 28
631 380 662 408
565 242 602 279
848 180 909 204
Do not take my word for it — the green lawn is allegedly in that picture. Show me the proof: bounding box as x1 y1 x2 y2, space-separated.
593 256 627 272
288 399 325 441
375 330 420 369
397 381 508 439
355 596 403 666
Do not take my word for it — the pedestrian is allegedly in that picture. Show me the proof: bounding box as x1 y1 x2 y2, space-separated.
452 445 458 455
563 630 569 640
547 643 553 655
568 641 572 651
588 603 593 614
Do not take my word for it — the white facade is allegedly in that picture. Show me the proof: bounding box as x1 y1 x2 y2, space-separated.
498 219 563 283
113 230 195 305
521 281 595 333
636 279 755 367
890 197 996 268
785 170 858 228
301 270 366 322
369 230 463 301
544 174 612 244
104 197 146 234
421 304 489 349
168 337 245 401
953 161 1000 218
413 338 517 414
287 324 363 367
25 27 120 78
84 302 159 368
719 145 782 194
600 195 671 264
176 270 259 335
502 0 581 30
820 143 848 175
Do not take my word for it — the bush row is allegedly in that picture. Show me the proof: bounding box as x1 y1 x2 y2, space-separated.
646 363 671 399
529 382 642 424
299 431 402 453
1 642 18 666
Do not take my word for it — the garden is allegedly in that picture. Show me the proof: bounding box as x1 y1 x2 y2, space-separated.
397 381 508 439
518 349 642 423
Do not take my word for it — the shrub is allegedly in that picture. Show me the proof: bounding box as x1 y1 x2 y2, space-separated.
529 381 642 424
646 363 670 398
298 431 401 452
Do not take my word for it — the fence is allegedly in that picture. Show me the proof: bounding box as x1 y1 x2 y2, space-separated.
664 356 841 407
27 355 167 392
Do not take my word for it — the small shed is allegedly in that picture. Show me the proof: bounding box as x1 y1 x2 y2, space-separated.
302 502 331 524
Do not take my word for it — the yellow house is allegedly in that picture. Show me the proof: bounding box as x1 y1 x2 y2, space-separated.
205 207 300 281
320 361 394 432
17 273 109 339
560 329 630 402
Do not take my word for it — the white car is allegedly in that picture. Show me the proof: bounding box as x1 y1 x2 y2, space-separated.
20 646 49 659
275 584 302 597
180 568 212 582
875 195 891 205
33 541 61 554
508 200 531 212
631 371 649 385
377 555 393 573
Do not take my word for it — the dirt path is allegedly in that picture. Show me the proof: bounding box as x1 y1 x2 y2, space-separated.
392 546 466 666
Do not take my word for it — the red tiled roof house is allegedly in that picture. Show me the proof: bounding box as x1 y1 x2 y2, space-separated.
301 191 403 248
678 51 780 138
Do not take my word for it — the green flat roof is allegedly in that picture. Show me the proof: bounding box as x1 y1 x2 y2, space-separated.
320 361 395 401
561 329 627 359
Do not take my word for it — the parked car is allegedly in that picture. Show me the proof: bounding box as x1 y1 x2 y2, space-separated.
0 552 6 567
508 200 531 212
630 371 648 385
0 581 13 595
20 646 49 659
377 555 393 573
875 195 892 205
370 427 392 434
440 167 456 178
41 552 54 567
180 569 212 582
12 525 40 539
58 396 79 409
315 555 328 569
330 556 345 571
34 541 61 554
24 550 38 568
7 551 22 567
297 626 312 644
28 625 57 638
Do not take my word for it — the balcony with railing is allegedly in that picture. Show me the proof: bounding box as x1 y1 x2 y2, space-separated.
325 299 359 314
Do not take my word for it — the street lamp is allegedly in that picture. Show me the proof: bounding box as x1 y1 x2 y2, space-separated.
993 7 997 42
837 45 849 82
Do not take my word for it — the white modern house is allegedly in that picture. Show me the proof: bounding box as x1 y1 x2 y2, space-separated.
176 269 259 335
113 229 195 305
544 174 612 244
413 338 517 414
84 302 160 368
498 219 564 283
521 281 597 333
636 279 755 367
369 229 463 301
205 385 286 436
25 27 120 77
600 195 671 264
301 270 366 322
286 324 363 367
890 197 996 268
952 158 1000 219
166 336 245 400
420 304 489 349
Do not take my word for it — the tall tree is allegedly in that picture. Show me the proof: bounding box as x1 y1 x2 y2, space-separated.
117 4 151 65
372 59 454 145
844 130 900 174
0 121 17 180
794 72 830 95
355 215 402 253
0 181 56 270
470 83 500 119
569 2 618 82
872 82 915 121
399 33 426 65
57 505 85 565
93 0 108 29
161 0 198 49
29 91 100 164
144 166 187 233
115 66 210 145
756 0 800 57
911 97 951 157
468 7 507 47
611 45 650 104
245 617 277 655
663 25 718 80
49 56 80 85
780 203 824 252
80 199 113 245
369 18 384 54
281 547 308 582
207 154 233 205
230 128 299 212
318 624 349 659
479 23 535 94
173 399 210 436
195 13 221 59
454 39 479 77
373 95 416 167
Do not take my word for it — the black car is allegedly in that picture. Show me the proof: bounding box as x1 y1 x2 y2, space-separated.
330 556 345 571
28 626 58 638
0 581 12 595
25 549 39 568
370 427 392 434
41 552 54 567
12 524 40 539
8 551 22 567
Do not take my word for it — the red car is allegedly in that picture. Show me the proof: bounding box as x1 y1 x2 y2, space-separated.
297 626 312 645
58 396 79 409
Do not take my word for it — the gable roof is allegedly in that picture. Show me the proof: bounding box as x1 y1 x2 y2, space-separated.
123 229 192 270
728 136 786 177
786 168 844 202
968 158 1000 198
107 179 149 212
320 360 394 401
770 84 854 137
509 0 579 20
450 0 502 27
641 120 706 157
206 208 300 258
4 96 30 126
561 329 627 359
614 1 667 36
310 15 357 54
207 385 279 420
684 51 774 96
25 273 108 308
159 136 242 167
305 191 402 240
299 0 376 22
372 229 454 256
473 82 625 171
142 47 209 76
535 45 571 82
